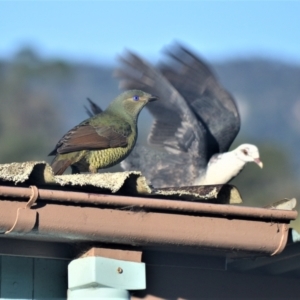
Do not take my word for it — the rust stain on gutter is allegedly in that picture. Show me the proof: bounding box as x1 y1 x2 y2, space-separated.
0 185 297 257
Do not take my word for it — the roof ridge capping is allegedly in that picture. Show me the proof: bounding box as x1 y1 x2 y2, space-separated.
0 161 242 204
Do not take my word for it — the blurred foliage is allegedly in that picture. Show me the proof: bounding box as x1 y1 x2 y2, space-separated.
0 46 300 230
0 48 72 163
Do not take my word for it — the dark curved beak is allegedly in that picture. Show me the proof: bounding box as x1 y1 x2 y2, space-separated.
149 96 158 102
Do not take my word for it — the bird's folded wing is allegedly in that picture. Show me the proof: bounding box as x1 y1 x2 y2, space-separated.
161 43 241 154
54 123 130 154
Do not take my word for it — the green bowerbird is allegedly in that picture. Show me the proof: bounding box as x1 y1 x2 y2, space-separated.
49 90 157 175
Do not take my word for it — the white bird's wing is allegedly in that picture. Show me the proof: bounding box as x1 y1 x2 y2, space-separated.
160 43 241 157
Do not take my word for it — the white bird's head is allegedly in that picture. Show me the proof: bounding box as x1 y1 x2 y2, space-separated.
234 144 263 168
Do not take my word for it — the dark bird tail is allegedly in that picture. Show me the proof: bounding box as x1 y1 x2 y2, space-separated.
84 97 103 117
50 156 72 175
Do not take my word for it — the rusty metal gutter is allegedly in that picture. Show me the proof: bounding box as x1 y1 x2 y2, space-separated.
0 185 297 257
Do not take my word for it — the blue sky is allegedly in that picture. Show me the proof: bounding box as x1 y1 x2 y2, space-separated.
1 1 300 64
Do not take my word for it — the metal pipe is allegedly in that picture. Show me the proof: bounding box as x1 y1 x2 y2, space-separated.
0 185 297 220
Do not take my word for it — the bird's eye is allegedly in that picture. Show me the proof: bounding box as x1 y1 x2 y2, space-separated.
133 95 139 101
242 149 248 155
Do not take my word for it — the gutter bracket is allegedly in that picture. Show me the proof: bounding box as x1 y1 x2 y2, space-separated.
5 185 38 234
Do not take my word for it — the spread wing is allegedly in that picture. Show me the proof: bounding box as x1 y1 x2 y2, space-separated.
49 119 130 155
160 43 241 155
115 51 208 174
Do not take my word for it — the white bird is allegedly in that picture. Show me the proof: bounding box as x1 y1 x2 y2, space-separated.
87 43 263 187
201 144 262 185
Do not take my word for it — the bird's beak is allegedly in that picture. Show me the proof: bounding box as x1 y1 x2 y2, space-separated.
254 158 263 168
149 96 158 102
